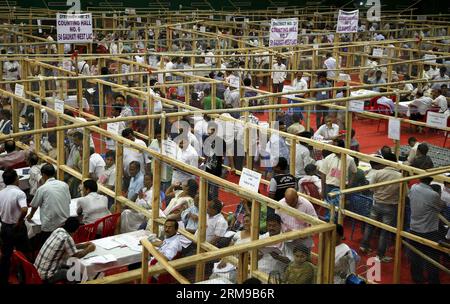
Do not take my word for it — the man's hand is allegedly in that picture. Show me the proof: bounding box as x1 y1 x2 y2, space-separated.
26 214 33 222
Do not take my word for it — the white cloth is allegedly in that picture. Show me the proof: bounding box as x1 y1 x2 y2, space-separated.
411 96 432 115
334 243 357 284
0 185 27 224
29 165 42 196
298 175 322 194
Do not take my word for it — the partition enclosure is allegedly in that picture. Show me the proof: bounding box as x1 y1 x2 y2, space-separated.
0 5 449 284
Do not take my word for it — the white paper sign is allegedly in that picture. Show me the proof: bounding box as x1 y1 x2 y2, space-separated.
200 26 206 32
388 118 400 140
269 18 298 47
162 140 177 158
372 48 384 57
156 20 161 26
37 19 42 33
426 111 447 129
107 122 119 134
136 17 142 23
54 99 64 113
349 100 365 113
62 59 72 71
229 76 240 89
277 7 285 13
336 10 359 33
209 15 213 20
14 84 24 97
239 168 262 193
125 8 136 15
225 15 231 22
56 13 93 43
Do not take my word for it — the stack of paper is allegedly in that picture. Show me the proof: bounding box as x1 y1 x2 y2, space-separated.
94 238 122 250
83 254 117 265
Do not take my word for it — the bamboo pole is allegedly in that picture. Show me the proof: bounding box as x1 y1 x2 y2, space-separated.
393 171 406 283
195 177 207 282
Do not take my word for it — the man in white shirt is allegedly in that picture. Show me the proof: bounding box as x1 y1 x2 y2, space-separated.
171 136 199 185
431 67 449 90
295 137 315 178
258 214 291 276
272 57 287 103
205 199 228 246
165 57 177 81
202 47 215 66
314 116 341 141
405 137 420 165
76 179 110 227
431 88 448 113
150 219 191 262
106 104 127 151
319 139 357 220
0 169 30 284
89 147 106 181
323 53 337 80
122 128 147 176
27 164 71 246
409 90 433 118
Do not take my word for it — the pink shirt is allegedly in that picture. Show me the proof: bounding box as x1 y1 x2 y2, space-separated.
276 197 318 232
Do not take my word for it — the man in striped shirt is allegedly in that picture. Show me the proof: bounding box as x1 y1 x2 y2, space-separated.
34 217 95 283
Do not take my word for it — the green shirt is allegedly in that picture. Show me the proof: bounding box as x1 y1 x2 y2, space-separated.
284 261 316 284
203 96 223 110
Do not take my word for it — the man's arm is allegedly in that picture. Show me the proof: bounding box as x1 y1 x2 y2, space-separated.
72 243 96 258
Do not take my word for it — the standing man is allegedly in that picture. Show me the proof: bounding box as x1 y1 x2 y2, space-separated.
323 53 337 80
0 169 30 284
27 164 71 246
268 157 297 216
272 56 287 104
408 177 446 284
360 153 402 262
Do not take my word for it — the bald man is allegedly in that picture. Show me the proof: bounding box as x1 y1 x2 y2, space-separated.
276 188 318 249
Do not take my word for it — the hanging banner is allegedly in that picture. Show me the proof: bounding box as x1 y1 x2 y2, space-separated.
56 13 93 43
269 18 298 47
336 10 359 33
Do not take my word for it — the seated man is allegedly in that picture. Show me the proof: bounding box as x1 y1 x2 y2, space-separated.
408 90 432 121
258 214 291 277
34 217 96 283
149 219 191 262
204 199 228 246
0 140 28 169
313 116 341 141
76 179 111 228
334 224 359 284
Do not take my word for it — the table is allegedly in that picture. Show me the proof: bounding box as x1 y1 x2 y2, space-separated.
25 198 79 239
398 101 413 116
77 230 152 280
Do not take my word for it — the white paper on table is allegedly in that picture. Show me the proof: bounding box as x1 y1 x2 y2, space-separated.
83 254 117 265
213 262 236 273
94 238 122 250
388 118 401 140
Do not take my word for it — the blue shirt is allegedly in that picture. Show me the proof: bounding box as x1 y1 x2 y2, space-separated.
128 172 144 200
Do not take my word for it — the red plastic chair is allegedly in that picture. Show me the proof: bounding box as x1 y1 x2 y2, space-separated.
373 104 391 132
95 213 121 238
73 222 98 244
12 250 43 284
